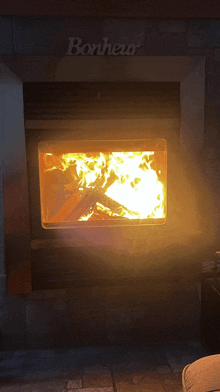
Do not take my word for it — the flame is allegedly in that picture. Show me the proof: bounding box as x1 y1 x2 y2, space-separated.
43 150 166 221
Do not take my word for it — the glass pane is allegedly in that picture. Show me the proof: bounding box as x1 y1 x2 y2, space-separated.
38 139 167 228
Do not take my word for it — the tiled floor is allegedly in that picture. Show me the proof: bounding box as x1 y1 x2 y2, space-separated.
0 340 207 391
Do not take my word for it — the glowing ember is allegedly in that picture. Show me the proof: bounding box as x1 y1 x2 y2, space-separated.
41 148 166 224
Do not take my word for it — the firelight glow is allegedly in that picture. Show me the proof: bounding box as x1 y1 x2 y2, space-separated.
41 150 166 222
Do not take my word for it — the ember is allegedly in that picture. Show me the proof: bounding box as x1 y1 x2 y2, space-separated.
38 140 167 227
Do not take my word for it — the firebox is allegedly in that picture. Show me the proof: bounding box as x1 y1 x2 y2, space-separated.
24 82 180 245
38 139 167 228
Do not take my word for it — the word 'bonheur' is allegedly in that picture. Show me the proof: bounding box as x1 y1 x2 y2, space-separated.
66 37 140 56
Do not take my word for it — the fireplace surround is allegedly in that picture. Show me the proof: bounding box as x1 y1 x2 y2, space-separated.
1 16 219 350
22 80 206 292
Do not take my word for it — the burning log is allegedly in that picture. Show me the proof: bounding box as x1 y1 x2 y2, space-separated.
50 189 86 222
67 187 137 222
88 203 129 221
67 193 98 221
50 172 118 222
84 188 137 218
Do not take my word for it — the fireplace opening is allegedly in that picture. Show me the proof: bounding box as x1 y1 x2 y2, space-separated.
38 139 167 228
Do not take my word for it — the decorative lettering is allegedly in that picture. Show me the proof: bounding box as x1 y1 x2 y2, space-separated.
65 37 140 56
81 43 91 55
112 44 123 55
101 37 113 55
66 37 82 55
125 43 141 55
90 43 103 55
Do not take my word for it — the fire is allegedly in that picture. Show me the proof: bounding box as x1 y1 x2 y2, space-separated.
42 150 166 222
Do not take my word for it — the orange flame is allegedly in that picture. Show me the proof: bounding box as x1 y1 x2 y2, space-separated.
43 150 166 221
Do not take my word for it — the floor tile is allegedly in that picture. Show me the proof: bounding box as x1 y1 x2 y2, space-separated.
115 384 164 392
132 372 164 385
83 375 113 388
113 372 134 386
161 373 183 392
83 366 113 388
112 361 153 375
60 368 84 380
67 379 83 388
156 366 171 374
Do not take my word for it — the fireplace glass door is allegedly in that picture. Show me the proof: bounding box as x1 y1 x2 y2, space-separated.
38 139 167 228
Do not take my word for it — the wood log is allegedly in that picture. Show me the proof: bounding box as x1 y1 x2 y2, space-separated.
67 187 138 221
85 189 136 217
49 172 118 222
50 189 86 222
51 185 137 223
67 193 98 221
89 204 129 221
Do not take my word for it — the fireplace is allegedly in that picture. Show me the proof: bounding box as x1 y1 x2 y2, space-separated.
24 81 179 247
1 48 215 349
21 80 208 293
